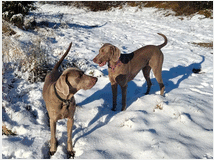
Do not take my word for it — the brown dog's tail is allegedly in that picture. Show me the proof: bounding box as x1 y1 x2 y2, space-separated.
157 33 167 49
53 42 72 70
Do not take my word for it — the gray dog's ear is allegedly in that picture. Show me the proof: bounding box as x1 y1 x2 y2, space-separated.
111 46 121 62
55 74 69 96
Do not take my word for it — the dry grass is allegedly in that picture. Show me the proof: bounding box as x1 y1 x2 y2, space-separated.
15 37 52 83
2 125 17 136
25 38 51 83
143 1 213 18
153 101 163 112
2 33 52 82
144 1 179 13
2 36 25 63
192 42 213 49
198 9 213 18
2 20 16 36
40 1 212 18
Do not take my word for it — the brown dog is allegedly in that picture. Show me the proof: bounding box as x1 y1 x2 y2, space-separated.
93 33 167 111
43 42 97 157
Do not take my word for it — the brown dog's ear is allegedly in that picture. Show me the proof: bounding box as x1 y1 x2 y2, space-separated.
111 45 121 62
55 74 69 96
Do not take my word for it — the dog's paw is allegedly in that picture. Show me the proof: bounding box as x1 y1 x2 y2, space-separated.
111 107 116 111
145 91 149 95
67 150 75 159
121 108 126 111
49 139 58 156
49 151 56 156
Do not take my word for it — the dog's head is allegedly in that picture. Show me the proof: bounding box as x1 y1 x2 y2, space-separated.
55 68 97 97
93 43 121 67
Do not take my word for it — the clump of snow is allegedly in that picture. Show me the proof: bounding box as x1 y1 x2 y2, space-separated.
2 2 213 159
85 69 104 77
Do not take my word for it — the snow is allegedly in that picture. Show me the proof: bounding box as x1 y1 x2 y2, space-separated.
2 3 213 159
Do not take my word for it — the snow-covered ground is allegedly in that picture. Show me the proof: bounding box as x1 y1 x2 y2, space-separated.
2 3 213 159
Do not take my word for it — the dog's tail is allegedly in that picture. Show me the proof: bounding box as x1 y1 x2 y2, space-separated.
53 42 72 70
157 33 167 49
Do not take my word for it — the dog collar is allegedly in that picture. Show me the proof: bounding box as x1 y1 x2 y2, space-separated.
54 83 74 107
108 59 121 70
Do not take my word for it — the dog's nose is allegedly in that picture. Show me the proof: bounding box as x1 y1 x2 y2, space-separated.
93 77 98 83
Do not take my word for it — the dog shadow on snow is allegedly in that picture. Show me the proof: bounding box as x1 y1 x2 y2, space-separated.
73 55 205 147
162 55 205 94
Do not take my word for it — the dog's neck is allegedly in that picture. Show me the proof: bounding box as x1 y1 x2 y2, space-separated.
108 59 121 70
108 52 135 70
53 83 75 103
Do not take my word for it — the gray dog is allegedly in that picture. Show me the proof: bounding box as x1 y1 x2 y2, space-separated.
93 33 167 111
43 42 97 157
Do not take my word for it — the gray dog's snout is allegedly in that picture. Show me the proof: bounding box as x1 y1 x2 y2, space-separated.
93 77 98 83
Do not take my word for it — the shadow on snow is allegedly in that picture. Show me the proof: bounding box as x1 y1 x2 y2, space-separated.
73 56 205 147
79 55 205 109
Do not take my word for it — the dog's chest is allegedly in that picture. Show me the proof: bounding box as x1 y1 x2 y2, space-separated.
58 101 76 119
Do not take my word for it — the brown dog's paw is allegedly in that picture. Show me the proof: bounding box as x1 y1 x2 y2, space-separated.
49 139 58 156
111 107 116 111
67 150 75 159
49 151 56 156
121 108 126 111
145 90 150 95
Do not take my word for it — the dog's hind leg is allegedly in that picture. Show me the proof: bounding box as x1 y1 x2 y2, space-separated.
143 66 152 95
152 67 165 96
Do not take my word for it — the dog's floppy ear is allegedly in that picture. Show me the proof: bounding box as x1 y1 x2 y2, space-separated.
55 74 69 96
111 45 121 62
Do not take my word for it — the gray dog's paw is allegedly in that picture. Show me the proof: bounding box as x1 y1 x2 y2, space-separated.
67 150 75 159
49 151 56 156
48 139 58 156
111 107 116 111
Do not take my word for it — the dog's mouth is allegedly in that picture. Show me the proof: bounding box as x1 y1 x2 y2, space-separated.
98 61 106 67
93 56 107 67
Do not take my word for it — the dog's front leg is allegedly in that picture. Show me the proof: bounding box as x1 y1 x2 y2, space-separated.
50 119 57 155
121 85 127 111
111 83 118 111
67 117 75 158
